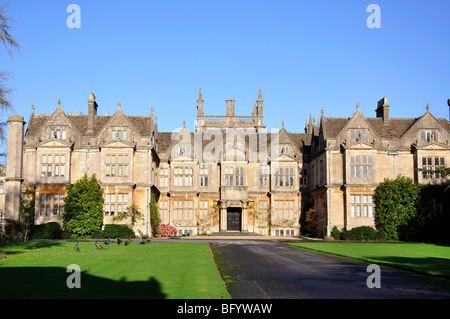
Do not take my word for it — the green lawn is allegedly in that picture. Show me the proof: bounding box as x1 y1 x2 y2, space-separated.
0 241 230 299
288 242 450 279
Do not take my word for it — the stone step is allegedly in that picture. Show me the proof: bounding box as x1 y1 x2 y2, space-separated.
211 231 261 236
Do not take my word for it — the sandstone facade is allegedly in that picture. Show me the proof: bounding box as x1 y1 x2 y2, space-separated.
1 90 449 236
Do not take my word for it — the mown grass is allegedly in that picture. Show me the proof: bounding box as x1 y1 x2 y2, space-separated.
288 242 450 279
0 241 230 299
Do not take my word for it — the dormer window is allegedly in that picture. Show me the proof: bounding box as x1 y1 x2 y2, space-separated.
178 144 191 155
277 145 289 154
112 129 127 141
50 128 67 140
420 130 436 142
351 130 366 141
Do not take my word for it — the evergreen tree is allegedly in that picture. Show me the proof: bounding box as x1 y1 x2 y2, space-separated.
373 175 420 240
62 174 104 239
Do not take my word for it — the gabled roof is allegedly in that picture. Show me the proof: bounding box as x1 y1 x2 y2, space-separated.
321 118 349 138
321 116 420 140
25 113 154 138
366 118 417 138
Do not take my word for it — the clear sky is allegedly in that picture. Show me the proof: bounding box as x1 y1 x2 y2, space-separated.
1 0 450 138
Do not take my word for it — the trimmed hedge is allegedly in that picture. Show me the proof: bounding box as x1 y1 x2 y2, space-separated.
31 222 68 239
102 224 135 239
332 226 386 241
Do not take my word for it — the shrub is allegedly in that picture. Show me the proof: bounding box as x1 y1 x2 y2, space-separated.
336 226 385 241
102 224 135 239
156 223 177 238
31 222 65 239
340 228 356 241
331 226 342 240
350 226 378 241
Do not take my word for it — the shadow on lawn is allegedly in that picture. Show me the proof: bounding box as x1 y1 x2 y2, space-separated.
0 267 167 299
365 255 450 279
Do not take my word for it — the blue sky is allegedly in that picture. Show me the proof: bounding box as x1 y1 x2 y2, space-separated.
1 0 450 137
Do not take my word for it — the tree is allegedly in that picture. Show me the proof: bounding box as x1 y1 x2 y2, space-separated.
0 5 20 58
62 174 104 239
19 189 35 242
149 193 160 237
373 175 420 240
0 4 20 148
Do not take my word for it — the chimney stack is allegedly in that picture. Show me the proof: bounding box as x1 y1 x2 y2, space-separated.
376 97 390 124
87 92 97 133
447 98 450 120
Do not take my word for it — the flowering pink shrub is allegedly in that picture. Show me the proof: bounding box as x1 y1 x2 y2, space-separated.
156 223 177 238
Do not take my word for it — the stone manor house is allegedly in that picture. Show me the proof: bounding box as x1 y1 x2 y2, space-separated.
1 88 449 237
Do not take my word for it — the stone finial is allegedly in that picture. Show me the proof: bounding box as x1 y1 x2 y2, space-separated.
58 99 61 108
426 103 430 112
258 86 263 100
118 100 121 109
321 106 324 117
31 104 35 113
356 101 360 111
183 120 186 128
151 105 154 115
198 86 203 100
282 120 285 129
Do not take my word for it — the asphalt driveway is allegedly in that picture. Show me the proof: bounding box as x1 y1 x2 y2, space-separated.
208 239 450 299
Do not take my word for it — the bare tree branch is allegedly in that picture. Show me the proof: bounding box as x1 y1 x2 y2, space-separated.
0 4 20 58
